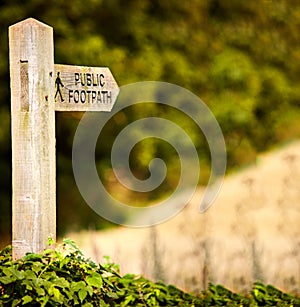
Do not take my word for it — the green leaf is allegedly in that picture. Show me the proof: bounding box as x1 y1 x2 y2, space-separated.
21 279 33 291
59 256 71 268
154 289 160 297
82 303 93 307
12 299 21 307
106 291 119 299
86 285 94 296
86 272 103 288
79 288 88 302
71 280 86 292
23 253 43 261
2 267 12 276
22 295 33 305
99 299 109 307
32 261 44 274
63 238 83 255
39 295 50 307
24 269 36 279
36 286 46 296
42 249 55 255
53 276 69 289
123 294 135 306
48 285 61 302
31 277 43 288
47 237 55 246
53 287 61 300
0 275 16 284
6 267 24 280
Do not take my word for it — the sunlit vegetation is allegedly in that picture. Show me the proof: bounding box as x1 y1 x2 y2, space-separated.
1 241 300 306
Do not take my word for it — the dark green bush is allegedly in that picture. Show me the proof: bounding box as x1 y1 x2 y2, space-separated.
1 240 300 306
0 240 202 306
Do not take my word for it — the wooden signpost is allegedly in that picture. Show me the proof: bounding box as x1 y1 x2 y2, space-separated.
9 18 119 259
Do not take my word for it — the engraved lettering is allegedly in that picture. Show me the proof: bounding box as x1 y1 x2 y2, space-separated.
92 91 97 102
100 74 105 87
74 90 79 103
80 90 86 103
86 73 92 86
75 73 80 85
69 90 73 102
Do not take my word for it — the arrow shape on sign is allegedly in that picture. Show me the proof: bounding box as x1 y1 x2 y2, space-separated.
54 64 119 112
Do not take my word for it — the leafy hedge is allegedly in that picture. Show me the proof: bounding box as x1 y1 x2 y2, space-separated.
1 240 300 306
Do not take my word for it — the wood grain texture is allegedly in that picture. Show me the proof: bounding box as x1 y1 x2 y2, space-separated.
9 18 56 259
20 63 29 111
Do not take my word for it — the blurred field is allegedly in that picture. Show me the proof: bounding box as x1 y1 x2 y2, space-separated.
67 140 300 293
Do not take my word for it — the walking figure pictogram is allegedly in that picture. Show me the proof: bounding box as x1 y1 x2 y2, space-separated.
55 72 64 102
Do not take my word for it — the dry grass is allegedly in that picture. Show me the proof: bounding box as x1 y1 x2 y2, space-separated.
67 140 300 293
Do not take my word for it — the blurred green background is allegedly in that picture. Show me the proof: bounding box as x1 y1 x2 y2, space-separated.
0 0 299 246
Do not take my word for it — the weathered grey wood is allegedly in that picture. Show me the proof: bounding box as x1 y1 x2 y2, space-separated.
9 18 119 259
9 18 56 259
54 64 119 111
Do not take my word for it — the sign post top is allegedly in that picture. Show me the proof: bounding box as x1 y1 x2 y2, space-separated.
9 17 53 30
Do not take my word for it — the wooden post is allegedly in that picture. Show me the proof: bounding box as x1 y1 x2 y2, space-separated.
9 18 55 259
9 18 118 259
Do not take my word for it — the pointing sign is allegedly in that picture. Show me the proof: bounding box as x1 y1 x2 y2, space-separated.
10 18 121 259
54 64 119 111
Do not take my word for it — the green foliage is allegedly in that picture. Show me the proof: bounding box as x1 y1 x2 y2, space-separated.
1 243 300 306
0 242 201 306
